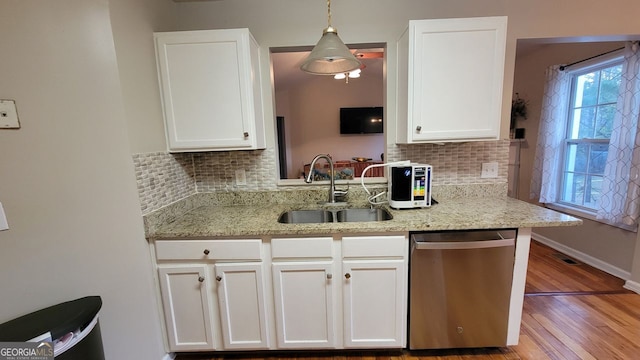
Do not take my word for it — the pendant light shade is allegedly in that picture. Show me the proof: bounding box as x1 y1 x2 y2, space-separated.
300 0 361 75
300 27 362 75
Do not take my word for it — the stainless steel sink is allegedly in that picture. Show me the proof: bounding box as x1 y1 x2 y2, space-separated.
278 208 392 224
336 208 393 222
278 210 333 224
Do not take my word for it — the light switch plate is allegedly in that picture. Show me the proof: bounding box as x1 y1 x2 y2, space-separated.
0 100 20 129
0 202 8 231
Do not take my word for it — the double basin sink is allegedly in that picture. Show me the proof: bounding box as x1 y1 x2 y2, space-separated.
278 207 392 224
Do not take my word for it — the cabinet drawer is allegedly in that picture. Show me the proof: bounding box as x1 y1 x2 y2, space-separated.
271 237 333 259
342 235 407 258
155 239 262 261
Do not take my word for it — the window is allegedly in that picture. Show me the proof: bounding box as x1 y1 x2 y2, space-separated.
533 44 640 228
559 60 623 212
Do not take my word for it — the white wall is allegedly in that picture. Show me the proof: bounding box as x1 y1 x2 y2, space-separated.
0 1 165 359
109 0 177 154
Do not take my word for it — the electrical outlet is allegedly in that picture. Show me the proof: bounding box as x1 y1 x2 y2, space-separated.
0 100 20 129
481 162 499 178
235 169 247 185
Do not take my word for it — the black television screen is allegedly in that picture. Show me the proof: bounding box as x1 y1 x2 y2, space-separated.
340 107 383 134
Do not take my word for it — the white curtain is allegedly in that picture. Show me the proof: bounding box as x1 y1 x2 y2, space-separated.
597 42 640 227
530 65 572 203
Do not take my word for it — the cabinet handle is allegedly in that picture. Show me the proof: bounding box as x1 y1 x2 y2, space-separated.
216 276 222 282
243 132 249 138
198 276 205 283
416 125 422 132
203 249 210 255
345 273 351 279
326 273 333 280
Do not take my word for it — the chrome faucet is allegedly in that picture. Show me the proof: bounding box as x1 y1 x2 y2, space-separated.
305 154 346 204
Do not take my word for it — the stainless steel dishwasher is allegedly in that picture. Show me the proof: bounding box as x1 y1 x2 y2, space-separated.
409 229 516 349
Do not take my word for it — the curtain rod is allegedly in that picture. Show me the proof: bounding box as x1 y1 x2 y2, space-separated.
559 46 625 71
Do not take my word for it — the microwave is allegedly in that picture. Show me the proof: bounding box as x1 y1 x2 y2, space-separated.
388 164 432 209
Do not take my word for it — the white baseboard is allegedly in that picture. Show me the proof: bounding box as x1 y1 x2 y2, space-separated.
162 353 176 360
624 280 640 294
531 231 631 281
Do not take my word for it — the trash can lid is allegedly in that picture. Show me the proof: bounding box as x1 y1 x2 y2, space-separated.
0 296 102 342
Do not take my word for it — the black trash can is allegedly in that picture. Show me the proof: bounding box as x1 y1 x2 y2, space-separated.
0 296 104 359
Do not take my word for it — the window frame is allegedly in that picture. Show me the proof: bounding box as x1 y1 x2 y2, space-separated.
553 53 624 217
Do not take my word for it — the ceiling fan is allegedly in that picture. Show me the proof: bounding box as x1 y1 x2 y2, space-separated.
353 49 384 59
334 49 384 81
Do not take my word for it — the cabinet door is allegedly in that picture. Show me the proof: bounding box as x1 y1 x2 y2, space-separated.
342 260 406 348
157 265 215 351
272 262 336 349
215 262 269 349
155 29 264 151
400 17 507 142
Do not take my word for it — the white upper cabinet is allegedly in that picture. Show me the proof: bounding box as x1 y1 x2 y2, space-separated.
154 29 266 152
397 17 507 143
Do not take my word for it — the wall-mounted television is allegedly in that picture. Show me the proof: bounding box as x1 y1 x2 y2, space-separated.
339 107 383 134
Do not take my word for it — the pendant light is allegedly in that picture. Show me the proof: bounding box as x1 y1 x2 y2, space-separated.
300 0 362 75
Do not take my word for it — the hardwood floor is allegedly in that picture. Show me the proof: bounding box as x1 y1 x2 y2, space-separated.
176 241 640 360
525 241 630 294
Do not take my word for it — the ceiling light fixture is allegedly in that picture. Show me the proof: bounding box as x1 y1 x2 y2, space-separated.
334 68 361 83
300 0 362 75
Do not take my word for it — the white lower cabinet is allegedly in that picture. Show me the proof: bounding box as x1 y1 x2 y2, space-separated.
154 239 267 352
270 235 408 350
154 234 408 352
157 265 216 351
272 261 336 348
270 236 337 349
342 235 408 348
215 262 269 349
342 260 406 347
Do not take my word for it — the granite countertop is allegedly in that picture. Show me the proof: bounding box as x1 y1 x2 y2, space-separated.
144 189 582 240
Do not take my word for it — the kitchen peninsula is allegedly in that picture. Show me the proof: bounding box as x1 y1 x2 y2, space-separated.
144 187 580 353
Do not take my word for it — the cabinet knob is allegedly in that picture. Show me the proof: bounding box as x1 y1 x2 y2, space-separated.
326 273 333 280
203 249 210 255
216 276 222 282
198 276 205 283
243 132 249 138
416 125 422 132
345 273 351 279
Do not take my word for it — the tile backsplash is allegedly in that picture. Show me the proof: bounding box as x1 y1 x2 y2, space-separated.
133 140 509 214
387 140 509 185
193 148 277 192
132 152 195 214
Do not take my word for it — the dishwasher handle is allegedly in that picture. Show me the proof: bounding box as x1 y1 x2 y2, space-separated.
412 238 515 250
